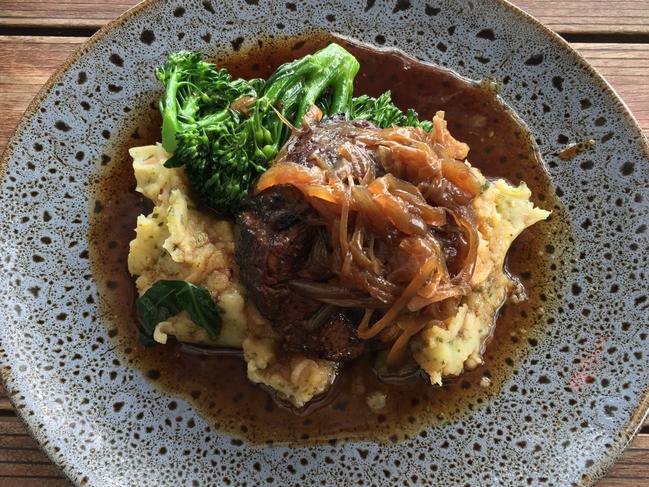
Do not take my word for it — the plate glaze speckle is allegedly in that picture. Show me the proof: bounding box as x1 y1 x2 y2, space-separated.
0 1 648 486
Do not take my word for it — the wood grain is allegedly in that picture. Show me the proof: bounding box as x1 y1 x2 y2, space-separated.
0 481 70 487
0 6 648 485
0 1 137 29
513 0 649 34
1 1 649 34
0 35 85 153
0 418 67 484
2 38 649 153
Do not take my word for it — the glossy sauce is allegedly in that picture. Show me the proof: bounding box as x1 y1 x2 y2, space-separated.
89 34 568 444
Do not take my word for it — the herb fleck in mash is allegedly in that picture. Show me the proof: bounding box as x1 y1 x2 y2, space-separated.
127 43 548 408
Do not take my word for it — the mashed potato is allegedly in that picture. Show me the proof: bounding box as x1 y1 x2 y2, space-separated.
411 172 549 385
127 144 547 403
127 144 246 348
244 335 338 407
240 302 338 407
128 144 336 406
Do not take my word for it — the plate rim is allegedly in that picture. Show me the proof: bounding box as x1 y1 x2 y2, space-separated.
0 0 647 485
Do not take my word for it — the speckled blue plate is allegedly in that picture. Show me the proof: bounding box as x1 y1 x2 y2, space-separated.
1 1 648 485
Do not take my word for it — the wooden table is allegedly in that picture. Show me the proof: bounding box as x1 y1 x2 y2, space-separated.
0 1 647 485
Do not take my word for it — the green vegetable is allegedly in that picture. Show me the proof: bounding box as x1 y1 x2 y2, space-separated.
351 91 432 131
136 280 221 346
157 44 359 214
156 43 433 215
156 51 259 153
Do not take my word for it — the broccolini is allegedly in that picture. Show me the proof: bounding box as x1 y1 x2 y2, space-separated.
351 91 432 131
156 43 430 215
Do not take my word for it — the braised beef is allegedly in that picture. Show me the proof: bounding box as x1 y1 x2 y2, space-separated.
277 115 383 180
236 117 410 362
271 309 366 362
236 184 366 361
237 185 324 320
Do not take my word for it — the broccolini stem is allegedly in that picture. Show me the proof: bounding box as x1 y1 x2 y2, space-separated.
160 67 180 152
326 56 358 115
156 44 430 216
293 44 360 124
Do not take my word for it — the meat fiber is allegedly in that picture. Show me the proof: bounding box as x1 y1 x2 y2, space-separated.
236 184 366 361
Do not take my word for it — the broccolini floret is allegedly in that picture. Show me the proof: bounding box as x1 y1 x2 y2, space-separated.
156 43 431 215
157 44 359 215
351 91 432 131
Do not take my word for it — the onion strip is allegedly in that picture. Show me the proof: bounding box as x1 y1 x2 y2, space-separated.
339 188 350 260
385 317 429 367
252 118 482 366
349 225 374 270
447 209 478 283
357 255 439 339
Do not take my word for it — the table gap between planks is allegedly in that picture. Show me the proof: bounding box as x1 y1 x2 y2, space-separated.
0 1 647 486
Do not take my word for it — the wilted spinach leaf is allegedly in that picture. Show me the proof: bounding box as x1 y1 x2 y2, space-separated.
136 280 221 346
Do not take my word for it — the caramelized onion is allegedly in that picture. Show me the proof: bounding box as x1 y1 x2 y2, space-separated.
230 96 257 115
386 316 429 367
407 285 469 312
447 208 478 283
441 157 481 198
373 193 427 235
255 113 481 367
357 131 441 184
349 225 374 270
357 254 439 339
431 143 481 199
289 280 385 308
339 187 351 260
257 162 327 192
429 110 470 160
350 186 392 236
304 184 339 203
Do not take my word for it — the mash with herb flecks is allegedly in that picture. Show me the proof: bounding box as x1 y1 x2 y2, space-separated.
126 41 549 411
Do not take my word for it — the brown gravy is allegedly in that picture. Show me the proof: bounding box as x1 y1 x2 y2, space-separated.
89 34 568 444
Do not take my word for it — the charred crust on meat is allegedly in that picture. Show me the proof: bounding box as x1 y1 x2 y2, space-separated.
237 184 366 361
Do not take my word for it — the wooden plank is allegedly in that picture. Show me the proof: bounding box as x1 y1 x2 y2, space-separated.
0 480 69 487
0 418 37 436
0 419 68 483
1 39 648 154
0 434 49 451
0 1 138 29
513 0 649 34
0 35 86 154
0 447 56 465
0 1 648 34
597 481 649 487
0 463 66 478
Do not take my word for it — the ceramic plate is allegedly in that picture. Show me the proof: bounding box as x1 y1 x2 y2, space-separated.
1 1 647 485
